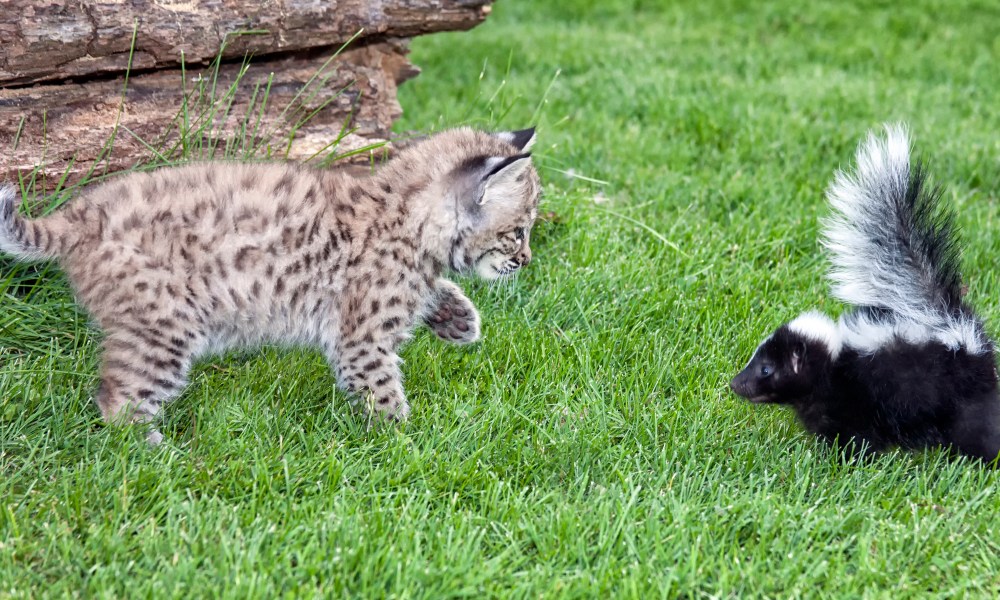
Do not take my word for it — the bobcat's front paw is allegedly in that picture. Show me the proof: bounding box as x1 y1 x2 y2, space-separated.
427 282 481 344
364 398 411 430
386 400 411 422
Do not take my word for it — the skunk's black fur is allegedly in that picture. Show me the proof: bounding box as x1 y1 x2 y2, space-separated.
731 125 1000 463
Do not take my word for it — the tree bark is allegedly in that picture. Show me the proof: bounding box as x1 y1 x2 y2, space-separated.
1 40 418 191
0 1 494 192
1 0 493 85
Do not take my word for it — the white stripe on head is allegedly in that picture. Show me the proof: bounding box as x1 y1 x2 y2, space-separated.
788 310 842 359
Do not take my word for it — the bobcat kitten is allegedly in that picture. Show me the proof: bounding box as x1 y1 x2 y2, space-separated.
0 127 540 443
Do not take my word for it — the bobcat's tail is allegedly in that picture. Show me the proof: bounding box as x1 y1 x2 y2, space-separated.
0 184 67 261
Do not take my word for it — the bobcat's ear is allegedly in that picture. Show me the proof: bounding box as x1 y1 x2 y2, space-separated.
477 154 532 206
494 127 536 152
454 153 533 207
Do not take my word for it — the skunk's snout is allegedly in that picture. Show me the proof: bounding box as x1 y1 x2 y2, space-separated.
730 370 750 398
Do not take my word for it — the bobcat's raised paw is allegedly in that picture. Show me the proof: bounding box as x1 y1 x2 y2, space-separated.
426 282 481 344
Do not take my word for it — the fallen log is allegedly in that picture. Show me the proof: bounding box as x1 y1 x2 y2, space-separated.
1 0 493 85
1 41 417 192
0 1 494 192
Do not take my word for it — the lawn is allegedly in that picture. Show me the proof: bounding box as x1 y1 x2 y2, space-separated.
4 0 1000 596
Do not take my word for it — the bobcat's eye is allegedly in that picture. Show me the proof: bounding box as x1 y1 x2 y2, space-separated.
514 227 526 242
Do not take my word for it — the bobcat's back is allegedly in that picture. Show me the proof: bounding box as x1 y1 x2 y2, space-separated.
53 164 349 338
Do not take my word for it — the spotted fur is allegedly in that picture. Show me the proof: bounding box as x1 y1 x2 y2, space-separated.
0 127 541 443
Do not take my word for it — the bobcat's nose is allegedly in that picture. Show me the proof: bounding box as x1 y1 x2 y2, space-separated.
516 247 531 266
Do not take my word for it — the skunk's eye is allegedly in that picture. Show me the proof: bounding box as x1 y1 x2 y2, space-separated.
760 365 773 377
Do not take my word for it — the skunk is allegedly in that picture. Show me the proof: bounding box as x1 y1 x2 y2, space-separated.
730 124 1000 462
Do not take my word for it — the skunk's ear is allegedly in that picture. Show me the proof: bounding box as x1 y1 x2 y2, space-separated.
791 342 808 374
494 127 536 152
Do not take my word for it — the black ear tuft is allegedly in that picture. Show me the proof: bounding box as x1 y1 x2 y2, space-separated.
508 127 536 151
495 127 537 152
486 153 531 179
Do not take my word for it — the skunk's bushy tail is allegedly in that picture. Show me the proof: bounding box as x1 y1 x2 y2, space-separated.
823 124 986 352
823 125 962 319
0 184 65 261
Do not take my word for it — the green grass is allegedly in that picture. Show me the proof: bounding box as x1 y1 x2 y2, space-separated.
4 0 1000 596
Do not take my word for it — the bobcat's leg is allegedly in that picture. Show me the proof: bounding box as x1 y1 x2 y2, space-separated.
95 329 193 445
328 334 410 423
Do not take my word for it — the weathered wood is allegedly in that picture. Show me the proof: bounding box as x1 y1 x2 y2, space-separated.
0 0 493 85
0 0 495 191
0 40 418 191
